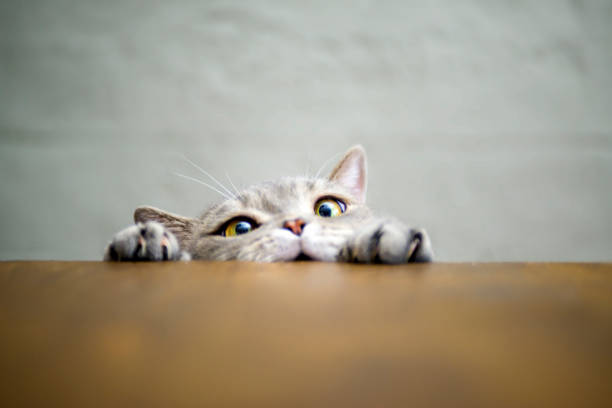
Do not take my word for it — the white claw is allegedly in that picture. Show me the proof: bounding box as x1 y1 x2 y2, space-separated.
138 236 147 257
406 236 420 260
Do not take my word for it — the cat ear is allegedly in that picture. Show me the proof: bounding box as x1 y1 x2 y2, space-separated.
134 206 196 245
328 145 367 203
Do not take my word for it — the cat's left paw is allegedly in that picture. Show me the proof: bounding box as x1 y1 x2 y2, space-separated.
340 219 433 264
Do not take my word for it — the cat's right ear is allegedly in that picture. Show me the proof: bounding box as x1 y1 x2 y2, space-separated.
328 145 367 204
134 206 196 245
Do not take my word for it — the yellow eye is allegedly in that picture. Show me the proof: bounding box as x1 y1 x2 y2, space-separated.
223 219 255 237
314 197 346 217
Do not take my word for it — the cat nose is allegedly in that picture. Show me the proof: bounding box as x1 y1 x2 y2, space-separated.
283 218 306 236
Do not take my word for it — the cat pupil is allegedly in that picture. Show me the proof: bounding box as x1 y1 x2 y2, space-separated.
235 221 251 234
319 204 333 217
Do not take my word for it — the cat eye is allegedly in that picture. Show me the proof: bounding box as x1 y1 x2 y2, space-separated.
222 218 256 237
314 197 346 218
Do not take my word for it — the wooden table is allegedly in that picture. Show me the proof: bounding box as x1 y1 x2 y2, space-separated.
1 262 611 407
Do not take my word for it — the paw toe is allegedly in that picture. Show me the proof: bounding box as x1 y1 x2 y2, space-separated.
107 244 119 261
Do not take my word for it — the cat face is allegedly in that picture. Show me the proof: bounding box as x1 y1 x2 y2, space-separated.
190 176 372 261
135 146 373 261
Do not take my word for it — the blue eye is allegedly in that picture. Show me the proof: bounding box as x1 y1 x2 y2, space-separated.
314 198 346 217
224 219 255 236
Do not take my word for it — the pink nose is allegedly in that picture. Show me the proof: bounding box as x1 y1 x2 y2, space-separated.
283 218 306 236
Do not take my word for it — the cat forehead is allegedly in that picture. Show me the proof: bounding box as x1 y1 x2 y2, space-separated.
201 177 352 219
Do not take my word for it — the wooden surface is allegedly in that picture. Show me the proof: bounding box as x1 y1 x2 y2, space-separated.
1 262 611 407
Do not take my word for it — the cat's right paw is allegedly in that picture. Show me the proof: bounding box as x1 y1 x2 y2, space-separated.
104 221 189 261
339 219 433 264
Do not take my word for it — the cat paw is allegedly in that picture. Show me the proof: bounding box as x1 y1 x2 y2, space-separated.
104 221 190 261
340 219 433 264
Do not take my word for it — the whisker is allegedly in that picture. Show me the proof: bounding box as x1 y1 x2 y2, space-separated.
173 172 233 200
182 155 236 199
225 172 241 196
305 153 313 178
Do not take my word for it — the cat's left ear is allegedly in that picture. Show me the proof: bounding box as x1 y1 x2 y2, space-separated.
328 145 367 203
134 206 197 246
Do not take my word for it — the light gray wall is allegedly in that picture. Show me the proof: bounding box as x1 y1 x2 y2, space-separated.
1 0 611 261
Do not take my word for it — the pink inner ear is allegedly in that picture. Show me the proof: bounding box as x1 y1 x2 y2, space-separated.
329 147 367 203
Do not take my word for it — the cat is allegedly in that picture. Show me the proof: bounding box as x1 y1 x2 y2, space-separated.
104 146 433 263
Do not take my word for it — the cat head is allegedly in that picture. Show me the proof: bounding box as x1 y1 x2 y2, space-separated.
135 145 373 261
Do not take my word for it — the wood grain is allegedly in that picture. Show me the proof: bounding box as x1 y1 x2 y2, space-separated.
1 261 611 407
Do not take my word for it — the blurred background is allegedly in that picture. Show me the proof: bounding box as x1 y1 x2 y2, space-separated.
1 0 610 261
